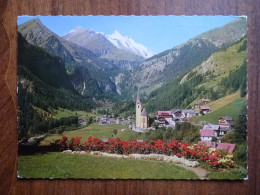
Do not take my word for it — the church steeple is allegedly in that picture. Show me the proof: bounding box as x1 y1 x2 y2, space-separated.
136 86 141 104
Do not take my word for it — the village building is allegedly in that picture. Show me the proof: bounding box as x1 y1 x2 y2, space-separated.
201 98 211 105
198 141 236 153
218 116 234 129
202 124 230 138
156 111 175 127
200 129 215 142
136 87 148 129
171 109 197 121
216 143 236 154
172 109 182 120
182 109 197 118
99 117 110 125
199 106 211 114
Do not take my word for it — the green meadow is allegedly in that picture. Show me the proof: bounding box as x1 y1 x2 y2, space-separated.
18 152 199 179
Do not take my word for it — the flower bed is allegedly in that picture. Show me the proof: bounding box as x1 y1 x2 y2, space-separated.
59 136 235 169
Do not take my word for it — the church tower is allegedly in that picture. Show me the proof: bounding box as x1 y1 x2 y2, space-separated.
140 108 148 129
136 87 148 129
136 87 142 128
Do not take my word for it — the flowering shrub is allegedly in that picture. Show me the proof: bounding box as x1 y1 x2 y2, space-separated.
59 136 68 150
59 136 233 169
218 154 236 168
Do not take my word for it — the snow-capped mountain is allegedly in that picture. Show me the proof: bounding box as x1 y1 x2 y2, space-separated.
63 27 154 59
106 30 154 58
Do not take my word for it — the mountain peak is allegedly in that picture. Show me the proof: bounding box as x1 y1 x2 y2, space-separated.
63 26 85 37
106 31 154 58
112 30 123 37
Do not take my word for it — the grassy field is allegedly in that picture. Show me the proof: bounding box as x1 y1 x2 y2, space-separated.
191 97 246 124
205 92 240 111
207 167 247 180
116 129 143 141
44 123 130 143
18 152 199 179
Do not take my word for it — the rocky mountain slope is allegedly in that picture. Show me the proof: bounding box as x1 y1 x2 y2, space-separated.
18 19 118 97
144 36 247 112
18 17 247 101
115 17 247 95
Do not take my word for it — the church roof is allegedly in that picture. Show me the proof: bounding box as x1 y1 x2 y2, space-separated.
136 86 141 104
141 108 148 116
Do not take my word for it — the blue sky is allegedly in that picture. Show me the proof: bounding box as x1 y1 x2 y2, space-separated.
18 16 238 54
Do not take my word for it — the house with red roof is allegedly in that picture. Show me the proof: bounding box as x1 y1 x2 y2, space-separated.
157 111 172 118
218 116 234 129
198 141 236 153
216 143 236 153
200 129 215 142
156 111 175 127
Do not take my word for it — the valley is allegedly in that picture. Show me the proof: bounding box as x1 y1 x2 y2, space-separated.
17 16 247 138
17 16 248 179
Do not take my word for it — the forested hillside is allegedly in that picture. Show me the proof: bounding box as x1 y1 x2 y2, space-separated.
145 37 247 112
18 33 95 140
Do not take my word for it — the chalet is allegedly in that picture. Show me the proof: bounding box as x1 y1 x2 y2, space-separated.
156 111 175 127
200 106 211 114
200 129 215 142
172 109 182 120
203 124 220 137
203 124 230 137
218 116 234 129
156 117 165 127
201 98 211 105
156 117 175 127
198 141 236 153
217 143 236 154
219 125 230 136
182 109 197 118
157 111 172 119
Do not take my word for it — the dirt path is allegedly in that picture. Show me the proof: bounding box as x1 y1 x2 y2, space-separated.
176 164 209 179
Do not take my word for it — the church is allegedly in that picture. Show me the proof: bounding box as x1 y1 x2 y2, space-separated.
135 87 148 129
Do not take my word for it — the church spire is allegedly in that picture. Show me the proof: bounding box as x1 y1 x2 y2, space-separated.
136 86 141 104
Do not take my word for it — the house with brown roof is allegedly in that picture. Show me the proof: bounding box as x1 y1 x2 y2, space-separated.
201 98 211 105
200 106 211 114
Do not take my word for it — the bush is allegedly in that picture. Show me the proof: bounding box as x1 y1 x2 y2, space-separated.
233 143 247 167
